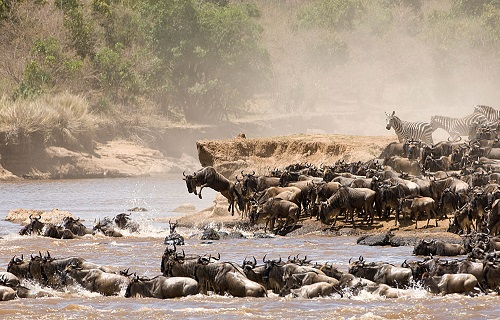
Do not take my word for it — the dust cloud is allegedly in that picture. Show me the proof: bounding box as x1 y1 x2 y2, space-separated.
250 1 500 142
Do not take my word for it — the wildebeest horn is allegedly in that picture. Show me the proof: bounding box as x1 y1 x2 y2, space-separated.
349 257 352 263
183 171 187 177
252 256 257 266
263 254 267 263
359 256 364 262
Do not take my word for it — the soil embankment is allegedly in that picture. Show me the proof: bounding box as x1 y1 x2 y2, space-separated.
196 134 395 178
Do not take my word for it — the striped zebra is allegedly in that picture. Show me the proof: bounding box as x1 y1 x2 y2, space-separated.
474 105 500 122
430 112 488 141
385 111 434 145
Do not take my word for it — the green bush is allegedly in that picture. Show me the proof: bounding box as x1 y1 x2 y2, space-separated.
297 0 367 31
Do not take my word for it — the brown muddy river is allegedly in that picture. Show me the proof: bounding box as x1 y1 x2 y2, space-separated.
0 176 498 319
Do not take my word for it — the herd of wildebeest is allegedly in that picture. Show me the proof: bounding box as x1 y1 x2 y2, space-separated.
3 106 500 301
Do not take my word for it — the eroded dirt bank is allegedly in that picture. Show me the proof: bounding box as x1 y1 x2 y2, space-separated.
197 134 396 178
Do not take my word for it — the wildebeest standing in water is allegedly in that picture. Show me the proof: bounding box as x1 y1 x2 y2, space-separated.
183 166 244 215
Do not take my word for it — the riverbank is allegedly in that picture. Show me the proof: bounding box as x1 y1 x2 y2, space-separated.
174 192 461 245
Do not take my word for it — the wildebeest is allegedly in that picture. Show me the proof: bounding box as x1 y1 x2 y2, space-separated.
63 264 130 296
369 283 412 298
262 255 325 294
254 197 300 233
398 196 439 229
6 255 30 280
125 275 199 299
19 214 44 236
379 142 405 159
183 166 244 215
483 260 500 292
0 272 20 288
195 257 267 297
319 186 376 227
289 282 339 298
422 273 480 295
486 199 500 235
0 284 16 301
281 271 341 297
413 239 467 256
384 156 422 176
164 220 185 245
93 217 123 237
448 204 474 235
114 213 140 233
242 256 270 290
60 216 92 236
348 256 412 288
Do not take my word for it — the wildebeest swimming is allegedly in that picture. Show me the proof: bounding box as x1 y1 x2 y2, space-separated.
4 247 497 301
18 213 141 239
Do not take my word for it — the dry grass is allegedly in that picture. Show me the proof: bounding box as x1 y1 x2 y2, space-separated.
0 92 94 139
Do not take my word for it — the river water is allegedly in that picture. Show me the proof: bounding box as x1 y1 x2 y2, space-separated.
0 175 498 319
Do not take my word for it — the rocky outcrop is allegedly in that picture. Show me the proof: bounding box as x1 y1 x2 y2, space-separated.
6 208 75 225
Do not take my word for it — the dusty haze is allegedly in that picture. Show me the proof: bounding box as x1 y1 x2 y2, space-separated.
246 0 500 142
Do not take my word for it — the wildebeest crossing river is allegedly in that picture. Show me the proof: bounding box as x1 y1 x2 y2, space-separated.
0 176 498 319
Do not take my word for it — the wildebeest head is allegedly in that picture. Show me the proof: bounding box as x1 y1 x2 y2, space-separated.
114 213 131 229
319 262 344 280
61 216 87 236
240 170 256 195
413 239 435 256
169 220 178 234
183 171 198 194
7 255 29 279
249 201 260 225
347 256 365 274
262 254 283 282
242 256 257 271
19 214 44 236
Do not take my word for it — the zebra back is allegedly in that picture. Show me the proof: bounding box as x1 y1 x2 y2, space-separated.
430 112 487 139
474 104 500 122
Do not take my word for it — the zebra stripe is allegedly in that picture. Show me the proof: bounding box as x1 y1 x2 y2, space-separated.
385 111 434 145
474 105 500 122
430 112 488 140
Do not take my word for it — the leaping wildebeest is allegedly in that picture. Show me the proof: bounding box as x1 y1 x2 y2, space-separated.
183 166 244 216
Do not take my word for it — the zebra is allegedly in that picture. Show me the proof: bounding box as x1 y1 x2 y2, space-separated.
385 111 434 145
474 105 500 122
430 112 488 141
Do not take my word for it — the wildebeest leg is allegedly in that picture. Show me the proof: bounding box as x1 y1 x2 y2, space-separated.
425 210 431 228
349 208 355 226
198 184 208 199
269 216 276 232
